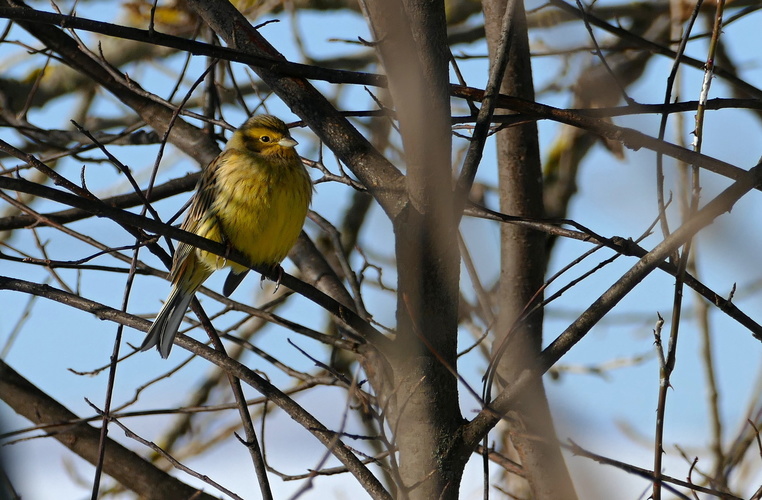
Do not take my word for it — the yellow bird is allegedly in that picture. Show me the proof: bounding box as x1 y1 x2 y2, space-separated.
140 115 312 358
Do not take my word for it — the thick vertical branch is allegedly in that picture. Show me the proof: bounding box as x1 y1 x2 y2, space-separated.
360 1 463 498
482 0 577 498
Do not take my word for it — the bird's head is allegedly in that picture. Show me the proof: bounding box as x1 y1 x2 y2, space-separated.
227 115 299 156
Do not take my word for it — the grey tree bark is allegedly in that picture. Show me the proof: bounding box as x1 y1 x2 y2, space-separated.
360 1 464 497
483 0 578 498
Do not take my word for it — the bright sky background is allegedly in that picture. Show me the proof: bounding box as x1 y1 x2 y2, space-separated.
2 1 762 499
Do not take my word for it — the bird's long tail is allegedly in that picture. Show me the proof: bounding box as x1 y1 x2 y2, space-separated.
140 285 195 358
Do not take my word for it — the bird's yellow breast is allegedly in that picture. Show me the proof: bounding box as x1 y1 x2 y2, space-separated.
204 148 311 272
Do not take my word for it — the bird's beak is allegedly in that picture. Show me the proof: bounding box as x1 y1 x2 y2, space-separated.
278 136 298 148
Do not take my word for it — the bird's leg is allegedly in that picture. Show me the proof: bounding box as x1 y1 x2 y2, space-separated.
222 241 235 266
272 264 283 292
216 221 235 267
260 263 283 293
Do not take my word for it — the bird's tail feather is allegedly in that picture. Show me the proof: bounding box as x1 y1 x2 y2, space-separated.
223 269 249 297
140 285 194 358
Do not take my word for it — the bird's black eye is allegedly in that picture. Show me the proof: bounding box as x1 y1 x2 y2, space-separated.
260 135 272 143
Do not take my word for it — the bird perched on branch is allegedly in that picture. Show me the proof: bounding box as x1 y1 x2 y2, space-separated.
140 114 312 358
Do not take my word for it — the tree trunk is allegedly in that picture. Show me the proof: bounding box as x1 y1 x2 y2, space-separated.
360 1 464 497
482 0 578 498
